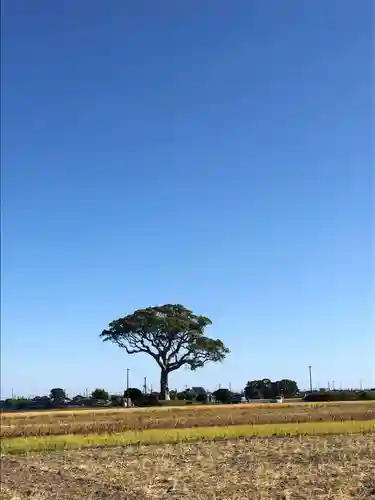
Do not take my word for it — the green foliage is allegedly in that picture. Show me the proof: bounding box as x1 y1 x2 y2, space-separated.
175 387 207 403
71 395 85 406
358 391 375 401
244 385 264 400
213 388 233 404
177 389 196 401
30 396 52 409
275 379 299 398
100 304 230 400
303 391 375 402
136 393 160 407
230 393 243 404
110 395 124 406
124 388 143 402
49 388 66 404
196 393 208 403
158 399 187 407
244 379 299 400
91 389 109 401
3 397 32 410
2 396 54 411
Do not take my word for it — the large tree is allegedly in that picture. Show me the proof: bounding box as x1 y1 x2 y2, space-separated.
244 378 299 400
91 388 109 401
100 304 230 400
49 388 66 405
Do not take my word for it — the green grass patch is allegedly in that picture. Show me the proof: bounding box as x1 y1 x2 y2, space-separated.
2 419 374 455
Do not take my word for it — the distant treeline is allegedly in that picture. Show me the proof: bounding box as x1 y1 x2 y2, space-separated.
303 390 375 402
2 382 374 411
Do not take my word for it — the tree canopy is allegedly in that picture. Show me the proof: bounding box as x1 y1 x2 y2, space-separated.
244 379 299 400
100 303 230 400
91 388 109 401
49 388 66 403
213 388 232 404
124 388 143 402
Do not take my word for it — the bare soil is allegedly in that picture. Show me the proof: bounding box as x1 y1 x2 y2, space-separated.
1 433 374 499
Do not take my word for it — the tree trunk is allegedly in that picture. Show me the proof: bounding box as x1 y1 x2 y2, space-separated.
160 368 170 401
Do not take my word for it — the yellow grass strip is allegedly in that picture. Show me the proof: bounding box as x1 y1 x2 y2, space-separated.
2 419 374 455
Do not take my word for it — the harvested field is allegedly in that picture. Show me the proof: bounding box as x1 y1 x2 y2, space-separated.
2 401 375 438
3 420 374 455
1 433 374 499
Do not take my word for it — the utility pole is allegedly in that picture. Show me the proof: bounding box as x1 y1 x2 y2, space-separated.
143 377 147 395
308 365 313 392
125 368 130 407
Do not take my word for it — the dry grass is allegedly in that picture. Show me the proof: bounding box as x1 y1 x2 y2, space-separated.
2 401 374 438
1 433 374 499
3 419 373 455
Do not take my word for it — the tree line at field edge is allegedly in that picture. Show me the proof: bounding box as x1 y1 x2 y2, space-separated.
2 383 375 411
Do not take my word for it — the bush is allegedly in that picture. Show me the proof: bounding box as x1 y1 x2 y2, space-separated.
110 395 124 406
135 394 189 407
124 388 143 403
177 389 195 401
158 399 187 407
195 393 208 403
303 391 369 402
358 391 375 401
136 393 160 407
3 397 33 411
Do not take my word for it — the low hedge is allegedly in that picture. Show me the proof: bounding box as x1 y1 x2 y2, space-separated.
303 391 375 402
135 395 188 407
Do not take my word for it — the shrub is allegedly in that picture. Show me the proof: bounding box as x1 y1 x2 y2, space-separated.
358 391 375 401
124 388 143 403
196 393 208 403
158 399 187 407
110 395 124 406
4 397 33 411
303 391 368 402
136 393 160 407
71 395 85 406
177 389 195 401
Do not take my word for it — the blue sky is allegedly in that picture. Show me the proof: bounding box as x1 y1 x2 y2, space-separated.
1 0 373 398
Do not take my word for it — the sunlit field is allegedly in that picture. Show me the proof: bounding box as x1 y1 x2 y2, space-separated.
2 433 375 499
2 401 374 439
1 401 374 499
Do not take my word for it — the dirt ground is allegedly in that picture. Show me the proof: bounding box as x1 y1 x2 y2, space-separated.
1 433 374 500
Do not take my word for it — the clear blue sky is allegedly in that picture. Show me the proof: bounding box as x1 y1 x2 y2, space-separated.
1 0 373 398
